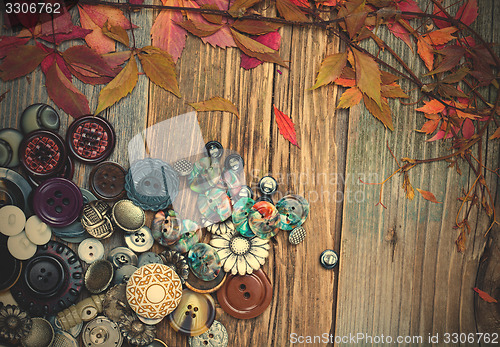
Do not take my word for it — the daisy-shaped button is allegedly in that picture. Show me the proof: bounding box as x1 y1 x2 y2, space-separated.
126 264 183 319
209 229 270 276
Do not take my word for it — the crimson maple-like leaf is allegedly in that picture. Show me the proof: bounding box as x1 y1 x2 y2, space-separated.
137 46 181 98
432 4 451 29
416 188 441 203
188 97 239 117
353 49 382 108
62 45 117 85
473 287 498 303
240 31 281 69
41 52 73 81
38 26 93 45
388 21 412 49
0 45 48 81
151 2 187 62
39 10 73 36
455 0 478 26
45 63 91 118
337 87 362 109
273 105 300 148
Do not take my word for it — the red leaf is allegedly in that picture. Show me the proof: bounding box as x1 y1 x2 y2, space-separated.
388 21 412 49
473 288 498 303
38 26 93 45
276 0 309 22
41 53 72 81
102 51 132 73
231 29 287 67
129 0 144 4
396 0 422 16
455 0 478 26
240 31 281 69
45 63 90 118
432 4 451 29
289 0 309 7
78 6 115 54
151 9 187 62
0 36 29 59
273 105 299 147
62 45 117 85
462 118 474 139
416 99 446 114
39 10 73 36
0 45 48 81
416 188 442 203
426 27 458 45
417 37 434 71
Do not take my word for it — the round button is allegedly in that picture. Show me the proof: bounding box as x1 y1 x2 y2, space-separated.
234 185 253 201
231 197 255 238
168 289 215 336
248 200 280 239
276 194 310 231
152 210 182 246
189 320 228 347
185 270 226 294
255 195 274 204
187 243 221 281
188 157 221 194
112 264 137 285
52 329 78 347
206 218 235 236
197 188 232 223
108 247 138 269
78 238 105 264
0 128 23 168
0 237 22 291
217 268 272 319
20 103 60 134
0 205 26 236
85 260 114 294
81 200 114 239
224 153 244 173
82 316 123 347
205 141 223 160
0 168 32 212
173 159 193 177
0 138 13 167
89 162 127 201
170 228 202 254
33 178 83 227
146 339 169 347
160 249 189 284
258 176 278 195
125 226 154 253
103 283 132 323
118 313 156 345
138 252 164 268
19 129 67 179
7 231 37 260
289 226 306 245
21 317 54 347
126 264 183 319
27 156 75 187
25 254 64 297
320 249 338 269
66 115 115 164
25 215 52 245
112 199 145 233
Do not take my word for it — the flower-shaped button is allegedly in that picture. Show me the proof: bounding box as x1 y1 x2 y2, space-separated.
187 243 221 282
197 188 232 223
231 197 255 237
248 201 280 239
168 289 215 336
276 194 310 231
209 228 269 276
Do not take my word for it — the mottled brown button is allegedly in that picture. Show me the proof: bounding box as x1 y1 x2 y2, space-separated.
185 270 226 294
168 289 215 336
89 162 126 201
216 268 272 319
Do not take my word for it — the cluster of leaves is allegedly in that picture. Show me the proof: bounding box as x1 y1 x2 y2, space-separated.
0 0 499 251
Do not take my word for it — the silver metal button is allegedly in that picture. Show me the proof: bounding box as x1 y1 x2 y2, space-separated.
138 252 164 268
124 226 154 253
82 316 123 347
108 247 138 269
78 238 105 264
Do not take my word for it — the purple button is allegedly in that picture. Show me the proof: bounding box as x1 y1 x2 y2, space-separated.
33 178 83 227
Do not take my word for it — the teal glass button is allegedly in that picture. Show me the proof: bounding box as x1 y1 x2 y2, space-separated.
231 198 255 238
197 188 232 223
152 210 183 246
171 227 201 253
248 201 280 239
187 243 221 281
188 157 221 193
276 195 310 231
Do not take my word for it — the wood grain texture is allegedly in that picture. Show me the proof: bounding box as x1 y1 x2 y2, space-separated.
336 0 500 344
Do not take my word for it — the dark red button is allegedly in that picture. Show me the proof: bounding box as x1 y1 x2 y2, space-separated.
27 157 75 187
89 162 126 201
33 178 83 227
66 115 115 164
216 268 272 319
19 130 67 179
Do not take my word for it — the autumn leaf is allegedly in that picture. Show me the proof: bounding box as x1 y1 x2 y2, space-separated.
381 83 409 98
0 45 48 81
151 8 186 62
103 21 130 46
39 10 73 36
41 52 73 81
231 29 287 67
175 20 223 37
38 26 93 45
228 0 262 17
462 118 474 139
188 97 239 117
473 288 498 303
455 230 466 253
200 4 223 24
273 105 299 147
62 45 116 82
337 87 362 109
363 95 394 130
388 21 412 49
78 6 114 54
95 57 138 115
232 20 282 35
425 27 458 45
417 37 434 71
241 31 281 69
45 63 91 118
490 127 500 140
345 11 368 39
416 99 447 114
0 36 29 58
455 0 478 26
276 0 308 22
416 188 441 203
102 51 132 74
137 46 181 98
402 173 415 200
353 49 382 108
441 67 469 84
311 52 347 89
427 46 466 75
416 118 440 134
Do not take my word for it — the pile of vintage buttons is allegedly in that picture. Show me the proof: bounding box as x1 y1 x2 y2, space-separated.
0 103 337 347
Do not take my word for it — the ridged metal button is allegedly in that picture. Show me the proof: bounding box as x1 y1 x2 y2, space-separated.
81 200 114 239
82 316 123 347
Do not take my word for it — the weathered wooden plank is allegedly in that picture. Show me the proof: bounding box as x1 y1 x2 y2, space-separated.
336 0 500 344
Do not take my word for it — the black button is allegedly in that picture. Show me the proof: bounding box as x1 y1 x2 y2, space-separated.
205 141 223 160
258 176 278 195
224 154 244 173
25 255 65 297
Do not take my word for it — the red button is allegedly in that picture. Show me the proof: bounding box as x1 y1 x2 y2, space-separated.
216 268 272 319
66 116 115 164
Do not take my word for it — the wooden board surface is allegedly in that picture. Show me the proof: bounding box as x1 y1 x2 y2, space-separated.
0 0 499 346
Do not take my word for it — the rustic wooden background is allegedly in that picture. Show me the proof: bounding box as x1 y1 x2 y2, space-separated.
0 0 499 345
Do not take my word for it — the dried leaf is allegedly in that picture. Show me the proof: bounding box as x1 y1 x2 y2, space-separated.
63 45 115 77
78 6 115 54
417 37 434 71
39 10 73 36
0 36 29 59
232 20 282 35
95 57 138 115
311 52 348 90
337 87 362 109
188 96 239 117
455 230 466 252
381 83 409 98
78 5 135 29
228 0 262 17
416 188 441 203
490 127 500 140
416 99 446 114
427 46 466 75
426 27 458 45
103 20 130 46
402 173 415 200
200 4 223 24
346 11 368 38
441 68 469 84
175 20 223 37
462 118 474 139
380 71 400 85
138 46 181 98
276 0 309 22
334 78 356 87
45 63 90 118
416 118 440 134
231 29 287 67
455 0 478 26
481 196 493 216
151 9 187 62
363 95 394 130
437 84 467 99
102 51 132 72
38 26 93 45
240 31 281 69
388 21 412 49
202 26 236 48
41 52 73 81
273 105 299 147
473 288 498 303
353 49 382 107
0 45 48 81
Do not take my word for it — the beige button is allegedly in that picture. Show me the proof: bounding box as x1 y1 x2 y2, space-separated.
7 231 37 260
0 205 26 236
25 215 52 245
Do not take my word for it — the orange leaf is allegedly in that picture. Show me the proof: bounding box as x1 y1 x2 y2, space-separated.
78 6 115 54
473 288 498 303
363 95 394 130
403 173 415 200
102 20 130 46
416 188 441 203
276 0 309 22
381 83 409 98
417 37 434 71
416 118 439 134
228 0 262 17
200 4 223 24
425 27 458 45
353 49 382 107
175 20 223 37
273 105 300 147
490 127 500 140
231 20 282 35
230 29 287 67
311 52 348 89
337 87 362 108
415 99 446 114
137 46 180 98
188 97 239 117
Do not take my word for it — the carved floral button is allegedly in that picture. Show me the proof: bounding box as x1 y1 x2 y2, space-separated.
189 320 228 347
276 194 310 231
126 264 183 319
187 243 221 281
248 201 280 239
168 289 215 336
206 218 234 236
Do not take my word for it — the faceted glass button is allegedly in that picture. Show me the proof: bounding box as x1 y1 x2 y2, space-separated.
187 243 221 282
248 201 280 239
276 194 309 231
197 188 232 223
168 289 215 336
152 210 182 246
189 320 228 347
188 157 221 193
231 198 255 238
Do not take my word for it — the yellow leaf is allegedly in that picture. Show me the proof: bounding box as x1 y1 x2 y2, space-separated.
353 49 382 107
337 87 362 108
490 127 500 140
138 46 181 98
188 97 239 118
311 52 347 90
363 94 394 130
402 173 415 200
276 0 309 22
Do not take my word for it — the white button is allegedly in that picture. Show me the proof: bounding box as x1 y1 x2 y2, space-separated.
78 238 105 264
25 215 52 245
0 205 26 236
7 231 37 260
124 226 154 253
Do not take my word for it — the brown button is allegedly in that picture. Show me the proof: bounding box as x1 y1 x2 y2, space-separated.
185 270 226 294
217 268 272 319
168 289 215 336
89 162 126 201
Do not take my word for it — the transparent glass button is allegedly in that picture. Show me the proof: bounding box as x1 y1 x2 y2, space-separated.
187 243 221 282
276 194 310 231
248 201 280 239
231 198 255 238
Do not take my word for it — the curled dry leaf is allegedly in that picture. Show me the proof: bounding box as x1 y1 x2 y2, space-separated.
240 31 281 69
473 287 498 303
311 52 347 90
228 0 262 17
200 4 223 24
137 46 181 98
402 173 415 200
231 29 287 67
273 105 300 148
0 45 48 81
232 20 282 35
103 21 130 47
416 188 441 203
95 57 138 115
175 20 223 37
188 97 239 118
